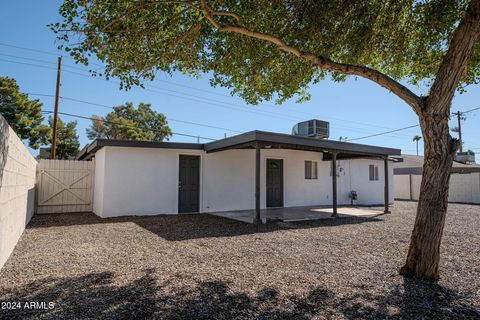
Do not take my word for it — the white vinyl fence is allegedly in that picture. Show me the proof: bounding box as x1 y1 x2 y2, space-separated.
36 159 94 214
394 173 480 204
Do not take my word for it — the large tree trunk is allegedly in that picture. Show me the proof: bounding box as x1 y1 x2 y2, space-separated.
399 110 458 280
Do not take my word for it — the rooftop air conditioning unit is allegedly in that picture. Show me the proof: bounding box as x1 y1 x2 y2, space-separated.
292 119 329 139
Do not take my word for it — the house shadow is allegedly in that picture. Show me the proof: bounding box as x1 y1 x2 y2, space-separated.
0 269 477 319
27 212 382 241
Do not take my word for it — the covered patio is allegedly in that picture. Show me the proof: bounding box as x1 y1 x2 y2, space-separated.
205 130 401 224
209 205 386 224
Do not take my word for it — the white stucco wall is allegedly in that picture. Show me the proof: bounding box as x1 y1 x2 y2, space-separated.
260 149 331 208
202 149 255 212
337 159 394 205
449 173 480 203
94 147 203 217
394 175 412 200
0 115 37 270
394 173 480 204
92 148 105 215
93 146 394 217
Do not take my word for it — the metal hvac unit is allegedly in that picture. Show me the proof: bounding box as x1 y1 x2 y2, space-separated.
292 119 329 139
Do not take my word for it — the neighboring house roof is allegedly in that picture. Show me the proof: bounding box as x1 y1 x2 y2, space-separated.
393 154 480 174
77 130 401 160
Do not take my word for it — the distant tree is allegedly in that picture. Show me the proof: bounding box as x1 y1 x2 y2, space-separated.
54 1 480 280
0 76 50 148
47 116 80 159
86 102 172 142
413 135 422 156
86 115 111 139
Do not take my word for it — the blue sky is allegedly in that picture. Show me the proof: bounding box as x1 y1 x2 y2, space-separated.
1 0 479 156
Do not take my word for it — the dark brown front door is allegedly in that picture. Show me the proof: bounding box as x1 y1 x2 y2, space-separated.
178 155 200 213
266 159 283 207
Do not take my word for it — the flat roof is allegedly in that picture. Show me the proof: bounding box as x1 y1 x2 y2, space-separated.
77 130 401 160
204 131 400 157
76 139 203 160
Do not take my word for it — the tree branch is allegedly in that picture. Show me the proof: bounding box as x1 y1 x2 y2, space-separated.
199 1 423 114
211 11 244 24
427 0 480 113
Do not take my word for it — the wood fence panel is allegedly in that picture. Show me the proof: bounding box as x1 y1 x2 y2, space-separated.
36 159 94 214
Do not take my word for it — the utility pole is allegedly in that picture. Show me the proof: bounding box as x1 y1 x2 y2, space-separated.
51 56 62 159
454 111 464 152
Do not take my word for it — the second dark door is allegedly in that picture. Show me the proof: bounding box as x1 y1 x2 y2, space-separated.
266 159 283 207
178 155 200 213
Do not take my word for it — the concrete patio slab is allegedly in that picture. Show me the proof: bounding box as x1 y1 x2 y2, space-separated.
208 206 385 223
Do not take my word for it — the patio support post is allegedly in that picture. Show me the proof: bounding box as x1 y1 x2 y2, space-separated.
331 152 338 217
384 157 391 214
253 142 262 224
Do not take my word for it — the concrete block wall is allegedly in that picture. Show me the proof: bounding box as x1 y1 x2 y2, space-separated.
0 114 37 270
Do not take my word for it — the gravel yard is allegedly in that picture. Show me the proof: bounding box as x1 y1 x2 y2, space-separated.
0 201 478 319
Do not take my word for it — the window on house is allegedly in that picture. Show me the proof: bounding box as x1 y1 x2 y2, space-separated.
305 160 318 179
369 165 379 181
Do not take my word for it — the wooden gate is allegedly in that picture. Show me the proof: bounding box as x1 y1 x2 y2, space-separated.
36 159 94 214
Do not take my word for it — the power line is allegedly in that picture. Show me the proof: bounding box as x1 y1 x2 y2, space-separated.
41 110 217 141
1 42 477 138
3 43 476 142
1 41 389 128
29 93 113 109
1 53 420 140
347 125 420 141
459 106 480 114
0 58 58 71
10 57 302 122
29 92 418 139
0 42 104 67
0 44 422 134
0 52 90 72
53 68 422 138
348 106 480 142
0 57 440 142
28 93 243 133
6 44 477 145
153 76 420 132
0 42 60 56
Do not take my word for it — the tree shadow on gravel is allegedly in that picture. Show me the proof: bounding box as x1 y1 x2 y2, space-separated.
1 270 477 319
27 212 381 241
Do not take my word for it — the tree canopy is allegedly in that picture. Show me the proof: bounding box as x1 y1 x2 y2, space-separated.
0 76 50 149
47 116 80 159
86 102 172 141
53 1 479 106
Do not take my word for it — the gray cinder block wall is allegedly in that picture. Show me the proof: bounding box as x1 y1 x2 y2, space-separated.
0 114 37 270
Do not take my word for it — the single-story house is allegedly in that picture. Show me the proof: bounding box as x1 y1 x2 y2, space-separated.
77 130 401 222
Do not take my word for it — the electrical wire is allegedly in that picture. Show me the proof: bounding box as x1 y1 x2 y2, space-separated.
0 45 423 134
3 43 479 143
41 110 217 141
346 125 420 141
29 93 243 133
